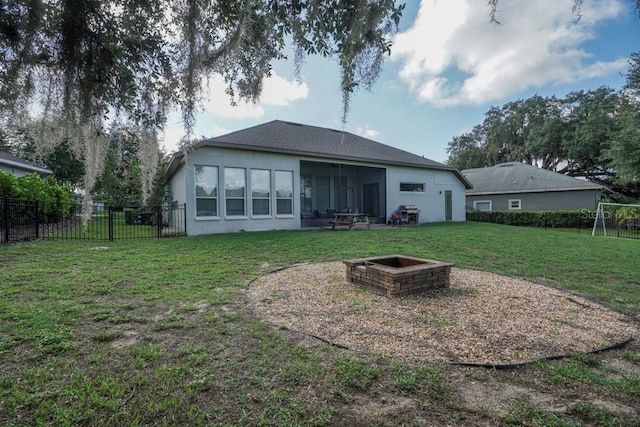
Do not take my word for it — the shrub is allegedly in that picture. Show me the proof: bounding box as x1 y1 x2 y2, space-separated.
0 171 76 223
467 209 594 228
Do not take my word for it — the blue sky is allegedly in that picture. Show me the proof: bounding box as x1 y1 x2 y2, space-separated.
161 0 639 164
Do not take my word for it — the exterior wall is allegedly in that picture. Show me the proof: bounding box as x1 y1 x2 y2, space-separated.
169 148 469 235
169 164 187 205
386 166 467 223
1 164 34 177
467 189 599 211
182 147 300 235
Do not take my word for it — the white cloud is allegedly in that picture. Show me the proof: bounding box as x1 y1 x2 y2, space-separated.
160 123 186 153
202 72 309 118
161 72 308 152
355 126 381 139
391 0 628 107
160 112 231 152
210 125 231 137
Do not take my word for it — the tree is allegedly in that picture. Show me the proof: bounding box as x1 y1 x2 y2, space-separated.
558 87 619 179
0 122 85 187
446 125 487 170
93 125 163 207
0 0 404 210
624 52 640 91
446 87 640 199
605 100 640 188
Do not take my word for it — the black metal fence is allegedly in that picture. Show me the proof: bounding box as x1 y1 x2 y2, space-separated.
466 208 640 240
1 195 187 244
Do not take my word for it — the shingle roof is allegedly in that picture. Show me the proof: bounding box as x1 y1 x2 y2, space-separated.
166 120 472 188
462 162 602 195
0 151 52 175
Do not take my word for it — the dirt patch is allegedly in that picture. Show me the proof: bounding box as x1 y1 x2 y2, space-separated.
246 262 639 366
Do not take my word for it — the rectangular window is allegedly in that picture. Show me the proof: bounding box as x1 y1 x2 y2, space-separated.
400 182 425 192
276 170 294 215
509 199 522 210
225 167 246 216
195 165 218 217
474 200 492 211
251 169 271 216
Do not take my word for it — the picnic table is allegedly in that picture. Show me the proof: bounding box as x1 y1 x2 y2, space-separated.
329 213 371 230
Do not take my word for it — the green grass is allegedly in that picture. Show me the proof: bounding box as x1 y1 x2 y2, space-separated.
1 222 639 425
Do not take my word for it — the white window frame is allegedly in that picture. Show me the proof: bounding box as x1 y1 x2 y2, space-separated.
224 167 247 218
508 199 522 210
194 165 219 219
473 200 492 211
275 170 294 217
251 169 271 218
400 182 425 193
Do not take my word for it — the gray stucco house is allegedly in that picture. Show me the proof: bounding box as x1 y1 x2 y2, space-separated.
462 162 603 211
164 120 472 235
0 151 52 177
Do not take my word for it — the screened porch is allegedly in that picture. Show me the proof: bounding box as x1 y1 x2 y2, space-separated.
299 160 387 228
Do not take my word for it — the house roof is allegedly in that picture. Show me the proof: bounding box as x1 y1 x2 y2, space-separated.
462 162 602 195
0 151 52 175
165 120 472 188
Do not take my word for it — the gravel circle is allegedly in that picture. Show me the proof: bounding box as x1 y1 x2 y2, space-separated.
246 261 639 365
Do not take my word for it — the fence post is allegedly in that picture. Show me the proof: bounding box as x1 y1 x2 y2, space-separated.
2 195 9 244
183 203 187 235
156 205 162 239
108 206 114 241
34 200 40 239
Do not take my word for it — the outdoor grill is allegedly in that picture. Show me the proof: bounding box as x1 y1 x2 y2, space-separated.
399 205 419 224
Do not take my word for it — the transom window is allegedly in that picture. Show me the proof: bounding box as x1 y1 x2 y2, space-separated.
225 167 246 216
251 169 271 216
400 182 425 192
276 171 294 215
195 165 218 217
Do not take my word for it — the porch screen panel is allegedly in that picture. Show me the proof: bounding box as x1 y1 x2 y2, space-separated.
251 169 270 216
334 176 348 212
300 175 312 212
195 165 218 217
225 167 246 216
276 171 294 215
316 175 331 212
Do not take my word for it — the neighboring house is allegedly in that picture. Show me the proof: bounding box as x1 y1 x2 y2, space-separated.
462 162 603 211
164 120 472 235
0 151 52 178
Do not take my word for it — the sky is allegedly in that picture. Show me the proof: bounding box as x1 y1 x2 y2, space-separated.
161 0 639 164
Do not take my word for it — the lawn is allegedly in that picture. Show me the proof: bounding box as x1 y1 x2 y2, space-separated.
1 222 639 426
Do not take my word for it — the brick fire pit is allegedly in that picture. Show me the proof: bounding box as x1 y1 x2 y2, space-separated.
344 255 452 297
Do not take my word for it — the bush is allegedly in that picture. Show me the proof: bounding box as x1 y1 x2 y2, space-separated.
0 171 76 223
466 209 594 228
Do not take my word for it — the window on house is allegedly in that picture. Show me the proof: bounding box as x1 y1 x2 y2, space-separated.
474 200 492 211
276 170 294 215
400 182 425 192
251 169 271 216
225 167 246 216
509 199 522 210
195 165 218 217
